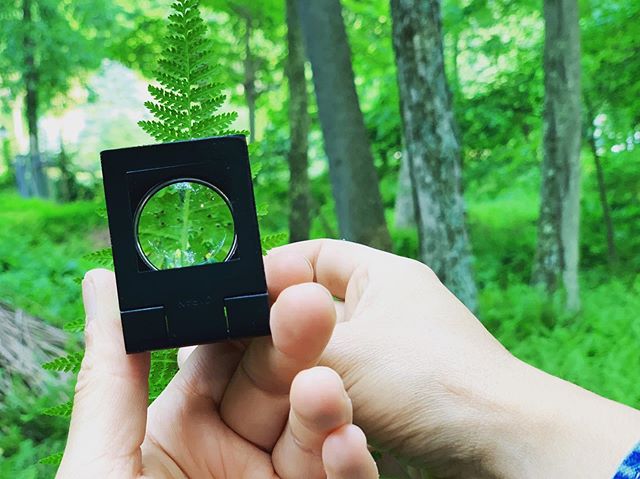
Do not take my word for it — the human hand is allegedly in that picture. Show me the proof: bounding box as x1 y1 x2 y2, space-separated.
264 239 640 479
56 268 378 479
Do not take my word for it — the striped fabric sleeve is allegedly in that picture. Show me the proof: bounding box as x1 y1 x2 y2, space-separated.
614 442 640 479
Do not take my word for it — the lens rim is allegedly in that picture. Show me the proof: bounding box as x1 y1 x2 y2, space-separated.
134 177 238 271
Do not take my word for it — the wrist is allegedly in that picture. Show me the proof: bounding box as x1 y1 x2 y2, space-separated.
482 359 640 479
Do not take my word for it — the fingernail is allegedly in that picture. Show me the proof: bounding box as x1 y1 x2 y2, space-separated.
82 274 97 324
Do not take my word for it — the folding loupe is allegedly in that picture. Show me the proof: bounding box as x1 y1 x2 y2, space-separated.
101 135 270 353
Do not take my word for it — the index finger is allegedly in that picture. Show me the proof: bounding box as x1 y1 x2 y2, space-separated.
265 239 390 301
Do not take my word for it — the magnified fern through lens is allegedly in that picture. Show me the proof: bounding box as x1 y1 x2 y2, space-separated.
136 180 235 270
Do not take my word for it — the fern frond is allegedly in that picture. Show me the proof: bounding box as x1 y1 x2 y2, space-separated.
82 248 113 268
43 352 83 374
138 120 183 143
261 233 288 255
142 0 235 142
149 349 179 402
40 0 268 467
144 101 186 127
251 160 263 179
63 317 85 333
39 452 63 466
43 400 73 418
256 204 269 218
148 85 188 110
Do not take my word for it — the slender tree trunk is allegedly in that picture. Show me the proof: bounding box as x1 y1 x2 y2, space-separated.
297 0 391 250
450 31 461 97
285 0 311 242
57 138 78 202
587 125 617 266
390 0 477 311
533 0 582 311
1 138 13 184
23 0 48 198
394 150 415 228
243 15 257 143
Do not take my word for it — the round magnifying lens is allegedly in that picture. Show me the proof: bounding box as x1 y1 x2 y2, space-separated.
135 179 236 270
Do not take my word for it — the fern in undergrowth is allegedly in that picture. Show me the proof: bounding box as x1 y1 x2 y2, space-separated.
41 0 286 467
42 400 74 418
82 248 114 267
39 452 64 466
43 352 83 374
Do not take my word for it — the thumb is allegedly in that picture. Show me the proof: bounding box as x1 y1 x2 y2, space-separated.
58 269 150 477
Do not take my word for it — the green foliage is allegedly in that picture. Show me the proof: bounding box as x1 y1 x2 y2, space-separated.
149 349 179 402
138 0 238 142
481 278 640 408
468 191 539 288
0 192 103 328
261 232 288 255
82 248 114 269
0 379 68 477
38 452 63 466
0 0 118 112
42 401 73 419
42 352 83 374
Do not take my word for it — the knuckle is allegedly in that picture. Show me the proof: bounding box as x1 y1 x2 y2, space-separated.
406 257 441 283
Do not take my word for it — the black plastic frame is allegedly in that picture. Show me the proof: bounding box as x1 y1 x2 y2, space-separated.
101 135 270 353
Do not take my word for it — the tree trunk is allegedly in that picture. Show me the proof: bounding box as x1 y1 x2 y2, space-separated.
587 123 617 266
450 31 462 98
57 138 78 202
243 15 257 143
1 138 13 184
22 0 48 199
390 0 477 311
297 0 391 250
394 150 415 229
285 0 311 242
533 0 582 312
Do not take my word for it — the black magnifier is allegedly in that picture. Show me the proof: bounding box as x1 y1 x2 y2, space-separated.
101 135 270 354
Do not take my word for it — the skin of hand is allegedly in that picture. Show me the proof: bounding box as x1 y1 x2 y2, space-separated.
56 268 379 479
259 239 640 479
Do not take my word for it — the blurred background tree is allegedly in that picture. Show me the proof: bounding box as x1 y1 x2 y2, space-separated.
0 0 118 198
533 0 582 312
0 0 639 476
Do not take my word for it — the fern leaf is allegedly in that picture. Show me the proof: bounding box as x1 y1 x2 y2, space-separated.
251 160 263 179
43 352 83 374
149 349 179 402
82 248 113 268
256 203 269 217
63 317 85 333
142 0 235 142
43 400 73 418
261 233 288 255
39 452 63 466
